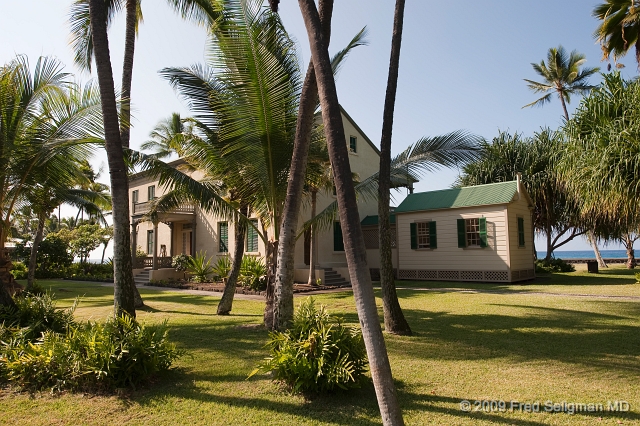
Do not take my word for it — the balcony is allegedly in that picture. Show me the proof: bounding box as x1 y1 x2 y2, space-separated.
132 201 195 216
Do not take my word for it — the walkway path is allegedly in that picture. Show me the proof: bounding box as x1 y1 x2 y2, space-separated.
98 282 639 302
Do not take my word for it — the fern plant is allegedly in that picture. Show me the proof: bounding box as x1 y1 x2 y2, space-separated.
249 297 368 393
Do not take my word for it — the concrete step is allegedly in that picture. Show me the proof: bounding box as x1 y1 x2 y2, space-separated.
321 268 350 287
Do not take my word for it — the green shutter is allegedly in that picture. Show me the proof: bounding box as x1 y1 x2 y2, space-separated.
457 219 466 248
479 217 487 248
246 220 258 252
410 223 417 249
429 221 437 249
333 222 344 252
518 217 525 247
219 222 228 252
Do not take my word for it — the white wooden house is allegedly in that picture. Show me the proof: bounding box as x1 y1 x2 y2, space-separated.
392 176 535 283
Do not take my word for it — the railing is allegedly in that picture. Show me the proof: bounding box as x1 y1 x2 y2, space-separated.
134 256 173 269
132 201 195 215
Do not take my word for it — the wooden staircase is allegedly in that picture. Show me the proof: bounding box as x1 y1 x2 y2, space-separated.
322 268 350 287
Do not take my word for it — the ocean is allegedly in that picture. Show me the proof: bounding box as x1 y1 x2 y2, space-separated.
537 250 629 259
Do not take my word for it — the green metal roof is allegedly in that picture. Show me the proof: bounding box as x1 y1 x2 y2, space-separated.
361 214 396 226
395 181 518 213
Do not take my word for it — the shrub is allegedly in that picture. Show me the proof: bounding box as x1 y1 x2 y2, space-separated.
212 256 231 280
240 255 267 291
249 298 368 393
0 293 183 393
172 254 192 272
635 272 640 283
535 258 575 273
10 262 27 280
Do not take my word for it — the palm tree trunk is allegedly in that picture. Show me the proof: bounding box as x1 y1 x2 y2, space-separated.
307 190 317 285
545 225 553 261
27 211 47 289
298 1 404 423
120 0 137 149
273 0 333 331
217 205 247 315
624 234 636 269
88 0 136 318
558 88 570 121
588 230 607 268
378 0 410 336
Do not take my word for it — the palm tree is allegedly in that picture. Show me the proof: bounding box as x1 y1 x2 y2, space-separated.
377 0 410 336
141 113 192 159
0 56 104 305
87 0 137 316
593 0 640 68
143 1 364 321
297 0 403 423
272 0 335 331
523 46 599 121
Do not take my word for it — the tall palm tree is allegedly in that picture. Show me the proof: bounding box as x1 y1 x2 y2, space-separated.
87 0 137 316
297 0 403 424
523 46 599 121
0 56 104 306
377 0 410 336
594 0 640 68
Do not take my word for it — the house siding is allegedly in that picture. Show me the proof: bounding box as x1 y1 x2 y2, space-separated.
507 195 536 279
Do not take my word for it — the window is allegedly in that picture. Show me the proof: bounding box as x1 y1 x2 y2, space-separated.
457 218 487 248
147 185 155 201
246 219 259 252
219 222 228 253
333 222 344 252
349 136 357 153
147 230 154 254
517 216 525 247
410 221 437 249
132 190 139 204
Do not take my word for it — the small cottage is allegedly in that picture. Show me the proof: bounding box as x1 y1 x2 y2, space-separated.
393 177 535 283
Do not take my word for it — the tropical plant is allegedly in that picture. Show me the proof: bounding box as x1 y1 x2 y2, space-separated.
561 72 640 268
523 46 599 120
296 0 403 421
0 56 103 307
140 113 193 159
171 253 191 272
211 256 231 280
249 297 367 393
187 251 214 283
239 255 267 291
593 0 640 67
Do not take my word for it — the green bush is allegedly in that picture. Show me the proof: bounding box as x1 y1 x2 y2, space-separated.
212 256 231 280
172 254 191 272
10 262 27 280
240 255 267 291
635 272 640 283
0 293 183 392
250 298 368 393
535 258 575 273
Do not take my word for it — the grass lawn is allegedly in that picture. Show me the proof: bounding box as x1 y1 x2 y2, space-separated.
1 266 639 425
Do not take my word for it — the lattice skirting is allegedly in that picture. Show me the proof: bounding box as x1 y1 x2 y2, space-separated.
397 269 520 283
511 268 535 282
369 268 398 281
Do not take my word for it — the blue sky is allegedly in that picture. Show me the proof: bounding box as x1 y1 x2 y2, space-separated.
1 0 635 254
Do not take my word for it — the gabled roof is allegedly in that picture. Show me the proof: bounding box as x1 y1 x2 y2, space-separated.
361 214 396 226
395 181 520 213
